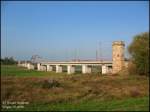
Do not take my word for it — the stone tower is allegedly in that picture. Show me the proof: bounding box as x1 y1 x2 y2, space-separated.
112 41 125 74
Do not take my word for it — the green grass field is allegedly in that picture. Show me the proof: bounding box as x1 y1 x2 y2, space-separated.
1 65 149 111
1 65 61 76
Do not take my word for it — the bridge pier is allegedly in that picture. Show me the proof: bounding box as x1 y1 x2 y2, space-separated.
67 65 75 74
102 65 108 74
37 63 41 71
24 62 27 68
46 65 53 71
41 65 46 71
82 65 91 74
37 63 46 71
56 65 62 73
27 63 34 70
27 63 31 69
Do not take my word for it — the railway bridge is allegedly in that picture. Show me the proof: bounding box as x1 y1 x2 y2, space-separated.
38 61 112 74
18 41 127 74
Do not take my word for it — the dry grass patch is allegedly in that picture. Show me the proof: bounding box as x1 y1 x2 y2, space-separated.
1 74 149 105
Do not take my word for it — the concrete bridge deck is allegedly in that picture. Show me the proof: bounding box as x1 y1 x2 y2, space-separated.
40 61 112 65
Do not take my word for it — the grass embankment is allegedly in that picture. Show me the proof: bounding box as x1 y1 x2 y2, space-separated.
1 65 149 111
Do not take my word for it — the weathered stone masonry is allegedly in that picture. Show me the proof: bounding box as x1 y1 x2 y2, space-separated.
112 41 125 74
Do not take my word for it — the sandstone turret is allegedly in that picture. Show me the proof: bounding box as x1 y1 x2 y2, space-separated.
112 41 125 74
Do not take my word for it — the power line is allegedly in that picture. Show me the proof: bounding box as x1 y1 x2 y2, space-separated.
75 48 77 61
99 41 103 61
96 50 98 61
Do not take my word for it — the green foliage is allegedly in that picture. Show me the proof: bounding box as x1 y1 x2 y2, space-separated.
128 32 149 75
1 57 17 65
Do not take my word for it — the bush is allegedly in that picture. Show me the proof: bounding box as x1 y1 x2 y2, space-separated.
130 87 141 97
128 32 149 76
1 57 17 65
42 79 61 89
128 61 137 75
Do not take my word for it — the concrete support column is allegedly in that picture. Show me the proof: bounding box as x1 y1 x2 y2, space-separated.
27 63 31 70
46 65 53 71
24 63 26 67
37 63 41 71
67 65 75 74
41 66 46 71
102 65 107 74
30 64 34 70
17 61 20 66
25 62 27 68
56 65 62 73
82 65 91 74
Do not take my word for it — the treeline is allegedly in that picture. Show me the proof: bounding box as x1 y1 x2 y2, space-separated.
1 57 17 65
128 32 149 76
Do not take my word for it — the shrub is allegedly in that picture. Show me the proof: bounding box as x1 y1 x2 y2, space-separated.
128 32 149 76
130 88 141 97
1 57 17 65
127 61 137 75
42 79 61 89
